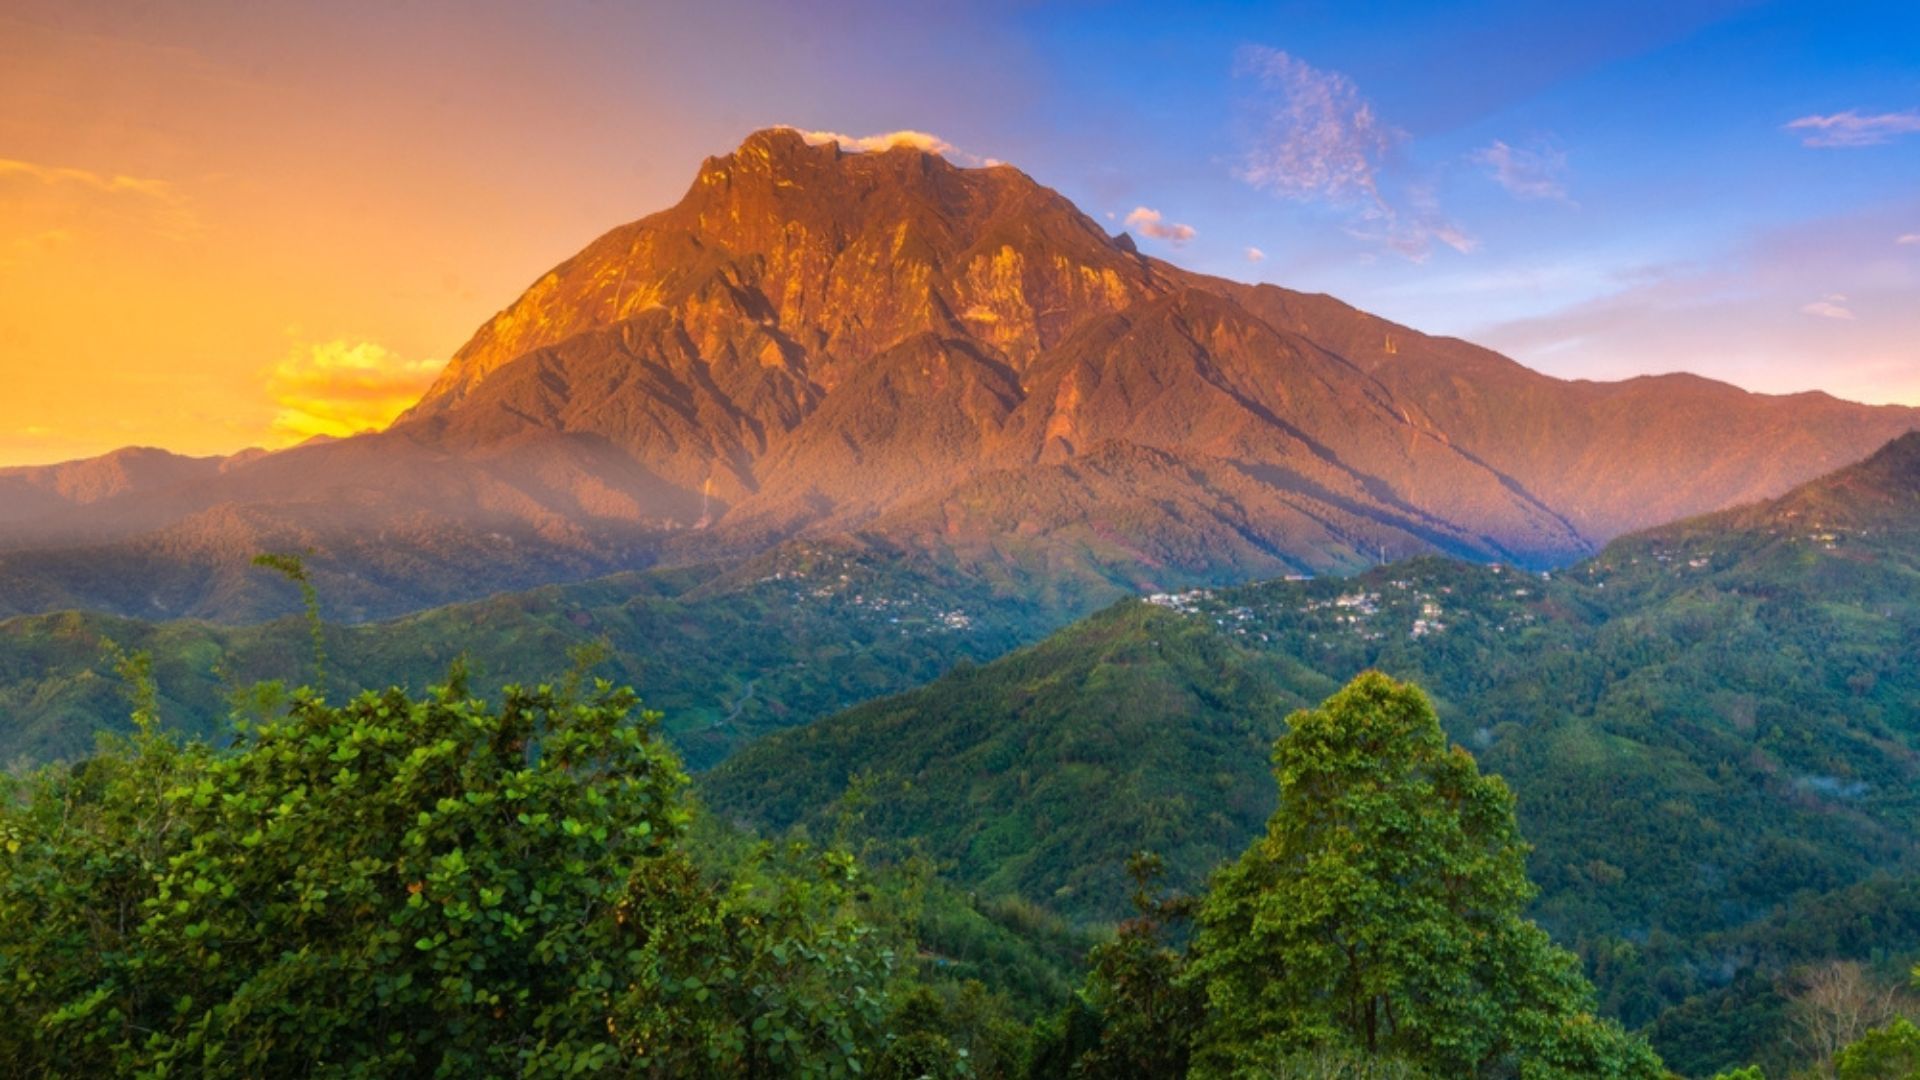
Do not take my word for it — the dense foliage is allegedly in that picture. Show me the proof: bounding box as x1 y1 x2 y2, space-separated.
0 662 958 1076
2 657 1686 1077
1017 675 1663 1078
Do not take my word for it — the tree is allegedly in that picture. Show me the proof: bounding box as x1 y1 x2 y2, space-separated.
1185 672 1664 1079
1788 961 1908 1077
1836 1017 1920 1080
0 666 899 1077
1033 850 1205 1078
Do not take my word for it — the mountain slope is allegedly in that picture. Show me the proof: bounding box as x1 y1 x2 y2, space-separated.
702 433 1920 1068
0 537 1077 770
1 128 1914 623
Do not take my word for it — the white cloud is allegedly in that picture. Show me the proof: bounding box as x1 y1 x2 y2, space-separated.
1245 246 1266 262
1122 206 1196 244
784 127 990 166
1898 233 1920 245
1233 46 1472 261
1785 110 1920 148
1801 294 1855 320
1472 139 1571 201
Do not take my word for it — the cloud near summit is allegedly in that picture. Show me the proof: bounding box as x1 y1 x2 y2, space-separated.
785 127 993 166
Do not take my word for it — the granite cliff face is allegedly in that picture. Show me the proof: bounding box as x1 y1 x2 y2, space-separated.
3 128 1914 621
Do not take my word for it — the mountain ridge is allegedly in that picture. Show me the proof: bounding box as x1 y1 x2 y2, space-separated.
1 127 1914 622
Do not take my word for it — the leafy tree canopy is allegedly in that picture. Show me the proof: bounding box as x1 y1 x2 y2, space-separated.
1185 672 1664 1079
0 666 903 1077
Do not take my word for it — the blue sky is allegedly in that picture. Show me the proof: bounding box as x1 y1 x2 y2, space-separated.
2 0 1917 461
766 0 1920 400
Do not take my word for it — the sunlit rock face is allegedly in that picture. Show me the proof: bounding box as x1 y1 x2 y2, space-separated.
400 127 1174 519
2 128 1916 622
396 126 1918 565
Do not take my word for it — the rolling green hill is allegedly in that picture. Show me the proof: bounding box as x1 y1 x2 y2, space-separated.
0 538 1089 770
703 432 1920 1074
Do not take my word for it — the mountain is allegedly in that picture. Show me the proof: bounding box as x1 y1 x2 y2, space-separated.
702 432 1920 1074
2 127 1915 623
0 447 243 528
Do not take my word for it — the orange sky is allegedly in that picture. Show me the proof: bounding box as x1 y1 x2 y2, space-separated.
0 5 715 465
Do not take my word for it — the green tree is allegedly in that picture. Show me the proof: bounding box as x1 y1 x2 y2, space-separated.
0 667 897 1077
1836 1017 1920 1079
1186 672 1664 1079
1029 850 1206 1077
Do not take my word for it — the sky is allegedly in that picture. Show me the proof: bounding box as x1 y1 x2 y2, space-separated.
2 0 1917 466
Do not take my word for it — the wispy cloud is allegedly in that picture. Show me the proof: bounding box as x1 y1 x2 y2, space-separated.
1899 233 1920 246
0 228 74 270
1785 110 1920 148
268 340 442 443
1232 47 1391 203
1245 246 1266 262
784 127 995 167
0 157 196 248
1801 294 1855 320
0 158 176 200
1472 139 1571 201
1232 46 1471 261
1122 206 1195 244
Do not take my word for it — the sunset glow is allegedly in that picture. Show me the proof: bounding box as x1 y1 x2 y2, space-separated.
2 0 1917 466
267 340 442 443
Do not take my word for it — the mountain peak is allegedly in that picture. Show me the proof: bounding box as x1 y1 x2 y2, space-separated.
406 126 1161 419
705 126 853 176
741 126 979 165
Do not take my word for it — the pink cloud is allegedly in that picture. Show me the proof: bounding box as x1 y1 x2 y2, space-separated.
1233 46 1472 261
1472 140 1571 201
1123 206 1196 244
1800 294 1855 320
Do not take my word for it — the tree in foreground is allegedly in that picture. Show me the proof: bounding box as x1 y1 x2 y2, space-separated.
1185 671 1666 1079
0 663 898 1077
